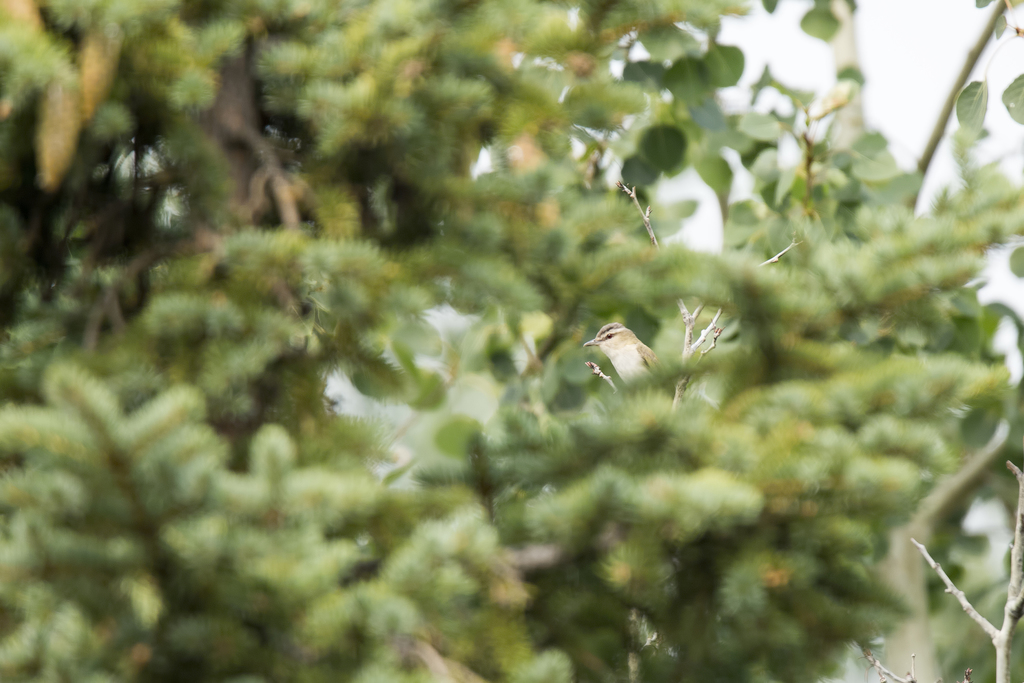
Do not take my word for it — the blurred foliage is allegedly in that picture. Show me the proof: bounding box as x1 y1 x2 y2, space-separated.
0 0 1023 682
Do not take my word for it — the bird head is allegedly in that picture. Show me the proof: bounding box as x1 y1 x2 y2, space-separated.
583 322 639 352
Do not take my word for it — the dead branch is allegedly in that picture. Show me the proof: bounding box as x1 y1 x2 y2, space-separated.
911 537 999 641
760 241 799 266
616 181 657 247
861 648 913 683
585 361 617 392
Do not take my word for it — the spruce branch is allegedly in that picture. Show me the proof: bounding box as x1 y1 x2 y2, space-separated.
910 537 999 641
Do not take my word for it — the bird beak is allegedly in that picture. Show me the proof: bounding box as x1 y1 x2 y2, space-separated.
583 338 597 347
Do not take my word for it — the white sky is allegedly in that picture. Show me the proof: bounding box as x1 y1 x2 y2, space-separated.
667 0 1024 252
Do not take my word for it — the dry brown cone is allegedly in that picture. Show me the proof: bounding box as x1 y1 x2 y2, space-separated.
79 29 122 122
0 0 42 30
36 81 82 192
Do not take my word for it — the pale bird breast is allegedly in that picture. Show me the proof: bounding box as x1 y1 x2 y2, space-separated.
603 343 650 381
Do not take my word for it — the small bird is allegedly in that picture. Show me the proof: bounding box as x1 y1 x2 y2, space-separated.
583 322 658 381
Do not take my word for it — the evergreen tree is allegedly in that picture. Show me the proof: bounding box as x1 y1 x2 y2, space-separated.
0 0 1023 682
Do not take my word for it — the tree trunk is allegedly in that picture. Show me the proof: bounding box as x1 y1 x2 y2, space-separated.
830 0 864 149
878 523 942 683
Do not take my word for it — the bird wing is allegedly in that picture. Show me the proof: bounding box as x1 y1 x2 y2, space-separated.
639 344 658 368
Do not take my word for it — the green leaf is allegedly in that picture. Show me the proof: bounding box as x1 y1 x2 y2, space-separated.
1003 74 1024 124
956 81 988 131
837 65 865 86
689 98 727 130
434 415 480 457
411 371 446 410
750 148 779 182
738 112 781 141
621 156 659 186
774 166 796 206
705 44 745 88
977 0 996 7
697 154 733 194
961 406 999 448
762 0 778 11
996 14 1008 38
800 7 839 42
1010 246 1024 277
664 58 712 103
640 125 687 171
851 150 901 183
623 62 665 87
640 26 699 63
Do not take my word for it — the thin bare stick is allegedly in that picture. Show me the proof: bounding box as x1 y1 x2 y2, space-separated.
861 648 911 683
917 1 1006 182
585 361 617 392
616 181 658 247
699 327 722 359
671 376 691 410
911 538 999 641
1006 458 1024 601
1004 0 1020 31
760 241 799 266
691 309 723 351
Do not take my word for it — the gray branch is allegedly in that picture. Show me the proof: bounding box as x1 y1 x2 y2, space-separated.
911 537 999 641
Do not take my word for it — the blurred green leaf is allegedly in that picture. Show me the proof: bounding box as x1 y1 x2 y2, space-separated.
996 14 1008 38
664 58 712 103
800 6 840 41
956 81 988 131
852 151 901 183
640 125 687 171
738 112 781 141
621 156 659 186
1002 74 1024 124
705 44 744 88
775 166 796 206
961 406 1000 448
434 415 480 457
689 98 727 130
1010 246 1024 277
623 62 665 87
697 154 733 194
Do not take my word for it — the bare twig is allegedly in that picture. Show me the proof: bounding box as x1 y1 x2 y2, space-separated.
671 376 691 410
913 448 1024 683
911 538 999 640
692 309 723 351
616 181 657 247
699 327 722 359
760 241 799 266
861 648 912 683
585 361 617 392
396 639 488 683
916 1 1006 185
